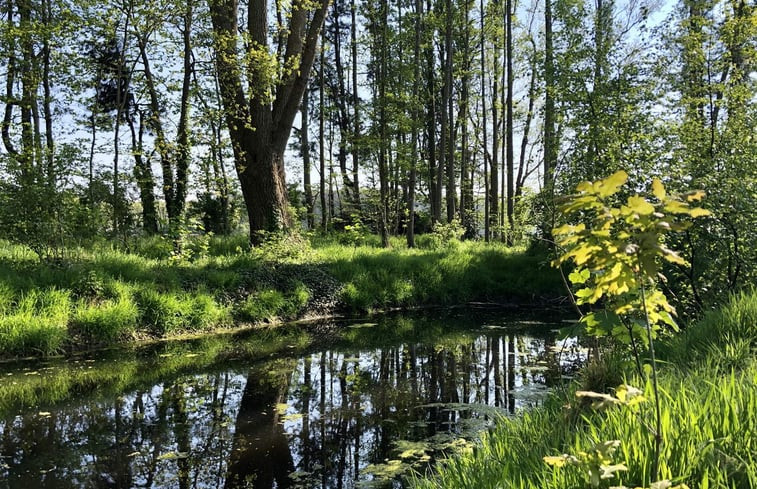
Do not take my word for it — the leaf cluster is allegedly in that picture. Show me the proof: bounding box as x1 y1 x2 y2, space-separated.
553 171 709 346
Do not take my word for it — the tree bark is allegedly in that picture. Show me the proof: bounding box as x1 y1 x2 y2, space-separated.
506 0 514 244
209 0 329 242
301 88 315 229
543 0 556 188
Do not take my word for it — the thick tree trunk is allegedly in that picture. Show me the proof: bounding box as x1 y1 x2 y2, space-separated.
209 0 329 243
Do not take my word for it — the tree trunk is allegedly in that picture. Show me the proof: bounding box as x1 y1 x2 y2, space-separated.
505 0 514 244
543 0 556 188
301 88 315 229
377 0 390 247
350 0 361 209
209 0 329 243
444 0 455 222
173 0 193 221
319 32 328 230
128 111 158 233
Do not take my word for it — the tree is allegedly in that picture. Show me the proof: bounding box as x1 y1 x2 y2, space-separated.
209 0 329 242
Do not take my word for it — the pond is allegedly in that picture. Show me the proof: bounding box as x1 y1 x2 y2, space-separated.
0 310 582 489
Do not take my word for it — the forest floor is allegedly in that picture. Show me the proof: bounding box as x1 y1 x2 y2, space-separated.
0 233 565 359
411 290 757 489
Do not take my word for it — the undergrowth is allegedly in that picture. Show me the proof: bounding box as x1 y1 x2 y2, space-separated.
0 234 562 358
411 290 757 489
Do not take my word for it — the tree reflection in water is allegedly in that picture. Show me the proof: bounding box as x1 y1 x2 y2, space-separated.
0 317 582 489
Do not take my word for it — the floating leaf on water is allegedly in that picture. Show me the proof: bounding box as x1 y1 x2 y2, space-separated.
127 451 141 458
288 470 312 480
363 459 409 479
157 451 189 461
275 403 290 415
348 323 378 329
281 413 303 423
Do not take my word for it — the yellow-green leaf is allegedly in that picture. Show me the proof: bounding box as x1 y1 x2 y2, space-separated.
651 179 666 200
543 455 569 467
626 196 655 215
597 171 629 197
689 207 711 218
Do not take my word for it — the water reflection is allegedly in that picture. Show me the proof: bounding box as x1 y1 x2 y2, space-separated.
0 313 582 489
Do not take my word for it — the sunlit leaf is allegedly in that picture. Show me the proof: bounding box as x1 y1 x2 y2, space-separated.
569 268 591 285
600 463 628 479
597 171 628 197
627 196 655 216
651 179 666 200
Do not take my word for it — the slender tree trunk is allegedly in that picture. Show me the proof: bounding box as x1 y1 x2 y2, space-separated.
301 88 315 229
42 0 54 187
332 0 355 216
543 0 556 188
377 0 390 247
516 39 537 198
350 0 361 210
2 0 17 158
490 46 499 240
505 0 514 244
425 0 439 224
444 0 455 222
460 0 473 237
173 0 194 221
19 0 36 179
319 32 328 231
481 0 490 241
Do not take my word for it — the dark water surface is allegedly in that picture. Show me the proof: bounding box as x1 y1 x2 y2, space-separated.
0 311 582 489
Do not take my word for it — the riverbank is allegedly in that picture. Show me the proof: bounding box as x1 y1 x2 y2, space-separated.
411 290 757 489
0 234 564 359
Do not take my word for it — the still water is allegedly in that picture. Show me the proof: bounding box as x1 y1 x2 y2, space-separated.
0 311 581 489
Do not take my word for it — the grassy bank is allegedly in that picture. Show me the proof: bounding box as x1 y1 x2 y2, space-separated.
0 234 563 358
411 290 757 489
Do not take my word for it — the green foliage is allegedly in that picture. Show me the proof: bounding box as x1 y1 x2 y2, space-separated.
660 289 757 370
0 235 563 358
423 218 466 250
135 288 230 335
237 283 310 322
553 171 709 347
0 289 70 356
412 357 757 489
71 293 139 343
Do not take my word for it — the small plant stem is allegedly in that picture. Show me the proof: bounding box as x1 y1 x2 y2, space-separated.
638 272 662 482
625 320 644 379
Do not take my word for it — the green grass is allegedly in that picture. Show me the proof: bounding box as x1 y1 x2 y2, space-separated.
314 239 562 312
411 291 757 489
0 234 563 358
